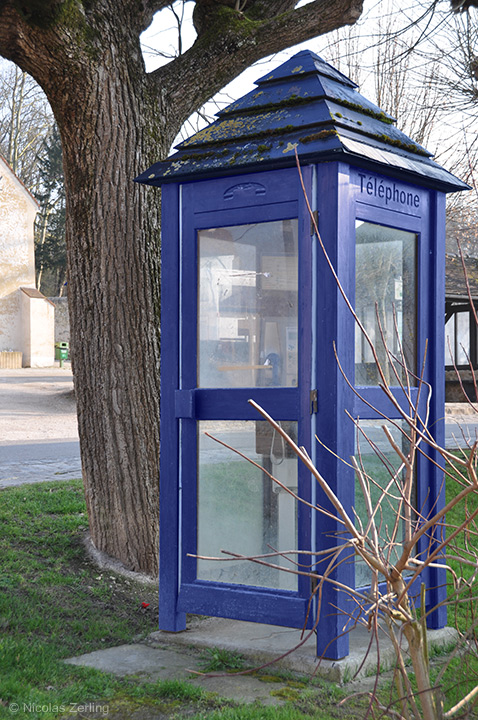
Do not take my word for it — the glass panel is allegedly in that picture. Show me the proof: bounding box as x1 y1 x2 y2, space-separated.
197 420 298 590
198 220 298 388
354 419 414 588
355 221 417 386
456 311 469 365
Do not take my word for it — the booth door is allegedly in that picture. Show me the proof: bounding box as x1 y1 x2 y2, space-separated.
176 168 313 628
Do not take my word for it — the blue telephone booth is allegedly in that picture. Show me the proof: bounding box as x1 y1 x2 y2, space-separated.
136 50 468 659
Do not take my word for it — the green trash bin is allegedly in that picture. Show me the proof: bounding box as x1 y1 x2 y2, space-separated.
55 342 69 366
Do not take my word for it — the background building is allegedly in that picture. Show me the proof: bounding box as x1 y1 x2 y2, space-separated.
0 154 54 367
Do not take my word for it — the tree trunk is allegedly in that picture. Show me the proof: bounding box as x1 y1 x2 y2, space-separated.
56 61 163 575
0 0 365 576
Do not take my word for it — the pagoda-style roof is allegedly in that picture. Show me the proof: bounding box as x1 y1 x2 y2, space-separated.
136 50 469 193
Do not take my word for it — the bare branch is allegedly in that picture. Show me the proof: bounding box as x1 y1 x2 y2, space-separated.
151 0 363 126
445 685 478 718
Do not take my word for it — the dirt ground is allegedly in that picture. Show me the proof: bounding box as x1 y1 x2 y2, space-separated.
0 364 78 444
0 364 473 446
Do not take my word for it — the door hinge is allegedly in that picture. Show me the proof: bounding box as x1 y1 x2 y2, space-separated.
310 574 318 595
310 210 319 235
310 389 318 414
174 389 196 418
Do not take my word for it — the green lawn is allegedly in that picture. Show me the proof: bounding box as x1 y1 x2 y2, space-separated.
434 455 478 713
0 480 228 720
0 479 359 720
352 448 478 716
1 464 477 719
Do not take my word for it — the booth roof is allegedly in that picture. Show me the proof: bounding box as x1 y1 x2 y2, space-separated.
135 49 469 194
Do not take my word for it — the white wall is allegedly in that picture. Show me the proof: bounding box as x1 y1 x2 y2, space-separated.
0 156 55 366
0 157 37 352
21 289 55 367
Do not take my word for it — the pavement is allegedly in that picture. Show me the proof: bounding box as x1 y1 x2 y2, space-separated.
0 367 475 492
445 403 478 448
0 363 81 487
0 366 476 491
0 367 470 700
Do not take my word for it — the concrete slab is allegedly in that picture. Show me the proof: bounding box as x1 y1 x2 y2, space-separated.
148 616 458 684
65 642 287 705
65 644 191 679
65 616 458 695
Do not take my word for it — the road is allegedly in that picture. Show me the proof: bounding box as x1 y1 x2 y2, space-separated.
0 366 81 487
446 415 478 449
0 367 477 488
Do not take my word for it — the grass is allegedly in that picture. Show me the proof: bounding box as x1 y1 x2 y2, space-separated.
189 707 338 720
0 478 367 720
429 453 478 715
4 459 477 719
199 647 246 673
368 452 478 718
0 480 221 720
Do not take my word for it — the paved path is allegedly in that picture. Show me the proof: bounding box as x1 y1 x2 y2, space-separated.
0 365 81 487
1 368 478 489
445 413 478 448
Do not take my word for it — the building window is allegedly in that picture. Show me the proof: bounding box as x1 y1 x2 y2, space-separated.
445 304 478 369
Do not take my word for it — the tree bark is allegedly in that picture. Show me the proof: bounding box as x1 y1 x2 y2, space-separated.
58 69 163 574
0 0 364 575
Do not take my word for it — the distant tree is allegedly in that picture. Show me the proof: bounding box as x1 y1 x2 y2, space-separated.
323 1 478 245
415 5 478 225
323 3 445 148
34 124 66 297
0 62 53 191
451 0 478 10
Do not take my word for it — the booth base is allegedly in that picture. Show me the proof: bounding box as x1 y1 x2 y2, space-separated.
65 616 457 700
150 616 458 684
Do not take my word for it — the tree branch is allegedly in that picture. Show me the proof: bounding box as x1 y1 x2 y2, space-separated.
192 0 299 32
0 0 65 29
122 0 173 34
151 0 364 130
0 2 83 79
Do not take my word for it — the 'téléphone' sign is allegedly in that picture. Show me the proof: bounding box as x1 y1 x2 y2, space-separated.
356 171 421 211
